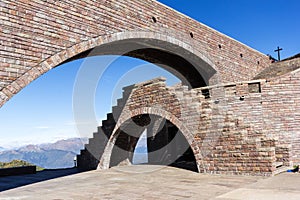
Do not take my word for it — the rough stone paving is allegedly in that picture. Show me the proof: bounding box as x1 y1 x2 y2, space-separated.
1 0 300 176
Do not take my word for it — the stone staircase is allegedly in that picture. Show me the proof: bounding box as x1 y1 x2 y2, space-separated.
76 113 115 171
76 87 132 171
75 79 225 172
76 80 199 171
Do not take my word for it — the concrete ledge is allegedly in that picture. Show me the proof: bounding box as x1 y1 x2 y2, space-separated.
0 166 36 177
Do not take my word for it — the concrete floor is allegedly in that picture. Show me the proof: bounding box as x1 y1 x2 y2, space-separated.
0 165 299 200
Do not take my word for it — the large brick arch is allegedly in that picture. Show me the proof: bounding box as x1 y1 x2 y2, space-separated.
0 31 217 107
1 0 271 108
98 107 202 172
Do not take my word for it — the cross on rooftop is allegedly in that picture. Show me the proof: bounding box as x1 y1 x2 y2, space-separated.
274 46 283 61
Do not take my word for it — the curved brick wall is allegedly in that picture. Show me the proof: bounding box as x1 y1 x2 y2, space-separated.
98 77 202 171
0 0 271 107
94 77 278 176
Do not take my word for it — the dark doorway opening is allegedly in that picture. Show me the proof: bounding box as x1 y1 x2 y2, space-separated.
109 114 198 172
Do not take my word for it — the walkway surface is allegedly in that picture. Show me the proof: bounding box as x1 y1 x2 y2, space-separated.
0 165 299 199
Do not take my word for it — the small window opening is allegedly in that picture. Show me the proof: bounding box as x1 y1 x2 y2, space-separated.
190 32 194 38
248 83 261 93
152 17 157 23
201 89 210 99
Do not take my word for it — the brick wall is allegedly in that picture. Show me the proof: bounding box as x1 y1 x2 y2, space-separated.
261 65 300 164
96 77 282 176
82 59 300 175
0 0 271 107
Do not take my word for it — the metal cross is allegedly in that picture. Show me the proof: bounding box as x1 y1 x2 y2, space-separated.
274 46 283 61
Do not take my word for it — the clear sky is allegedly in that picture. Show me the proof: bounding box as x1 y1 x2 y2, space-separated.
158 0 300 59
0 57 179 148
0 0 299 148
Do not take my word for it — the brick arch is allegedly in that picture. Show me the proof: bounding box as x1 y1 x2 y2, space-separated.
1 0 272 108
98 107 202 172
0 31 218 108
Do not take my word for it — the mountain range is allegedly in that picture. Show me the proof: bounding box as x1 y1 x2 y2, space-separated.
0 138 88 169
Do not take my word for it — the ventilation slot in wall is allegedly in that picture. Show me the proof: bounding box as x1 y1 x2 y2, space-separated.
201 89 210 99
190 32 194 38
152 17 157 23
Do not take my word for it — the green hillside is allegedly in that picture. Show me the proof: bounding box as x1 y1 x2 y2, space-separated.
0 160 44 171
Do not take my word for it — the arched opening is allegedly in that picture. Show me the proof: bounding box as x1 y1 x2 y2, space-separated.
0 32 218 109
109 114 198 172
70 36 217 171
63 38 216 88
0 56 181 170
0 33 214 173
132 129 148 165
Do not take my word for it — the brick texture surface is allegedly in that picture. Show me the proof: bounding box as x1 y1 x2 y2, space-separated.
79 68 300 176
0 0 271 107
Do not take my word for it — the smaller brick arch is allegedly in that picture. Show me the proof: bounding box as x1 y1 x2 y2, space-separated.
98 107 202 172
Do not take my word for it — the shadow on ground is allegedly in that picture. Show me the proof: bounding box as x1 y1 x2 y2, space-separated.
0 168 81 192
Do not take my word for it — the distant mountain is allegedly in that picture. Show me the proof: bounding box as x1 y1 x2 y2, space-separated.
40 138 88 154
0 138 88 169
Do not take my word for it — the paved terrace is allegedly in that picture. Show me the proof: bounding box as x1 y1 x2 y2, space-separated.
0 165 299 199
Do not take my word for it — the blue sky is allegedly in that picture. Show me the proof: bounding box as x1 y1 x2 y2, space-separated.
159 0 300 59
0 0 299 148
0 57 179 148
